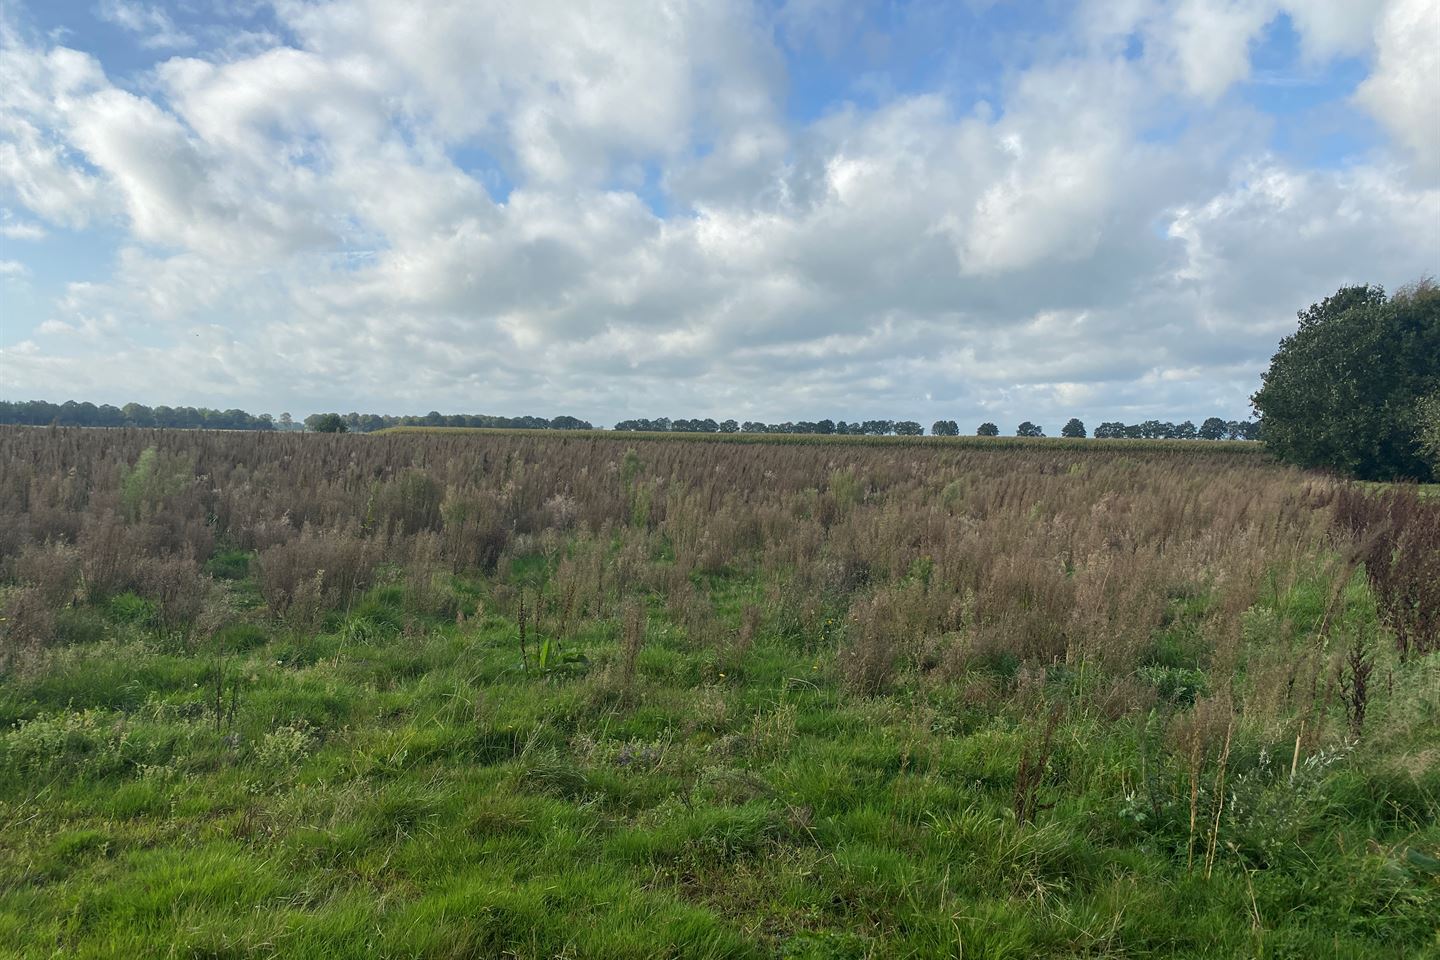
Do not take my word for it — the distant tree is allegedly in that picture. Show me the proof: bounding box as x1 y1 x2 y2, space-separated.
122 402 155 428
1198 417 1227 440
894 420 923 436
1174 420 1197 440
931 420 959 436
815 419 836 435
1016 422 1044 438
1252 281 1439 481
278 412 294 430
1061 418 1086 438
977 422 999 436
0 399 276 431
719 419 738 433
1094 422 1125 439
307 413 349 433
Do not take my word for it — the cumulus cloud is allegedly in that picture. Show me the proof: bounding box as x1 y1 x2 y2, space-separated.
96 1 194 50
0 209 45 238
0 0 1436 427
1356 0 1440 172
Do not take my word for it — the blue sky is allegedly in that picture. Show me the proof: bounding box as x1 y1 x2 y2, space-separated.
1 0 1436 428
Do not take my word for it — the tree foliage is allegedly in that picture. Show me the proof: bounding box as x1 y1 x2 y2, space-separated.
1418 392 1440 476
1061 418 1086 438
0 400 275 431
0 401 594 433
1252 281 1440 482
306 413 349 433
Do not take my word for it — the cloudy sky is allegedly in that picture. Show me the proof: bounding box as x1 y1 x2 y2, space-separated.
0 0 1436 428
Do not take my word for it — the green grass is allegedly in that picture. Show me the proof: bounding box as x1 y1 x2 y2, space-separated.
1357 480 1440 498
2 562 1436 959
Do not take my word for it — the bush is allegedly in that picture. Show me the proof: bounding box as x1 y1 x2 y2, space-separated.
1253 281 1439 482
204 549 251 581
106 592 157 627
257 528 377 625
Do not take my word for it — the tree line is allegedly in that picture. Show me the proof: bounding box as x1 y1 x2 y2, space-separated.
2 400 1263 444
0 400 277 431
615 416 1257 439
613 418 926 435
307 411 593 433
0 402 593 434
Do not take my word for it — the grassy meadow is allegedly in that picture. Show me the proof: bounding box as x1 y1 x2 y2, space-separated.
0 426 1436 959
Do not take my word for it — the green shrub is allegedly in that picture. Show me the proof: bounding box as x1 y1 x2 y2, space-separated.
106 592 157 627
212 623 268 653
204 549 251 581
54 608 108 645
1137 664 1209 704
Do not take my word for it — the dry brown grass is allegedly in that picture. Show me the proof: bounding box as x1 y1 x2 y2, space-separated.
0 424 1429 741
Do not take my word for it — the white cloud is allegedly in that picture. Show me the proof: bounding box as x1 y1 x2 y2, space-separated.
1165 0 1279 102
1285 0 1387 61
276 0 781 185
0 38 109 227
1356 0 1440 172
0 209 45 238
96 1 194 50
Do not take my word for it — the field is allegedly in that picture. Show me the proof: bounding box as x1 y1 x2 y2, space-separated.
0 426 1437 959
373 426 1268 455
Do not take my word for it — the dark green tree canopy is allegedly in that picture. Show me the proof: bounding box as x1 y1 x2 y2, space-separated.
1061 418 1086 438
1016 421 1044 438
306 413 349 433
1252 281 1439 482
977 422 999 436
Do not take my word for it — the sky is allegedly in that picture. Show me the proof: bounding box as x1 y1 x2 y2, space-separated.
0 0 1437 429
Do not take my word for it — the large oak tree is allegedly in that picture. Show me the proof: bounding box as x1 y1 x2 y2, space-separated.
1252 281 1439 482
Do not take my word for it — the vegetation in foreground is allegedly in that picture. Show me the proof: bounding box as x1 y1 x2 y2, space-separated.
1 427 1437 958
